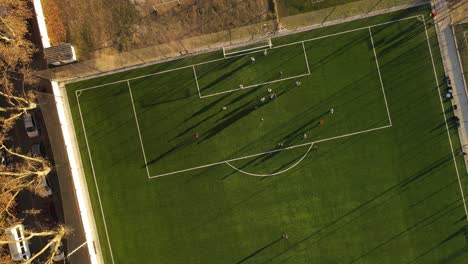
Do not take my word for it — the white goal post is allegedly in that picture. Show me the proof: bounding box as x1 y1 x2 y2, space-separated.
223 38 273 58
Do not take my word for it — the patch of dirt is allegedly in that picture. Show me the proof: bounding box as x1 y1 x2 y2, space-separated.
448 0 468 24
45 0 273 60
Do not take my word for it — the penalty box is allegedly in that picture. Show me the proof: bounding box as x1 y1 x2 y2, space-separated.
194 42 311 98
76 29 391 179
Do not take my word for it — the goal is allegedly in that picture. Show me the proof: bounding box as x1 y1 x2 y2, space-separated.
223 38 273 58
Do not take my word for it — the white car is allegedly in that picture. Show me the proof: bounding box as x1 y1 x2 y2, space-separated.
23 113 39 138
5 224 31 261
50 241 65 261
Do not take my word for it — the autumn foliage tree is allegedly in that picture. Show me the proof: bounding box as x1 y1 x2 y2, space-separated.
1 0 68 262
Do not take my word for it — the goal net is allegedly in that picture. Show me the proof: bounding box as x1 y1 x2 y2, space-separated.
223 38 272 58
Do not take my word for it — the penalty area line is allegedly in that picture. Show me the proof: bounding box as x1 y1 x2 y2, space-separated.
148 124 391 179
225 143 315 177
368 27 393 126
127 81 152 179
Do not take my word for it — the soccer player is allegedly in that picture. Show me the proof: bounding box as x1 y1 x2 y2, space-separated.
303 133 307 139
330 108 334 114
264 49 268 56
251 57 256 63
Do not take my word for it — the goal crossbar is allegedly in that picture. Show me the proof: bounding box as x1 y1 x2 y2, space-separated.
223 39 272 58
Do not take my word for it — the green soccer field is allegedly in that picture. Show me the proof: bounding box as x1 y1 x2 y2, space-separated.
66 5 468 264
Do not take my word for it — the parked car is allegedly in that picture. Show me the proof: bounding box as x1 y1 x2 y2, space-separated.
5 224 31 261
23 113 39 138
446 76 452 88
39 175 53 196
31 143 45 157
50 241 65 261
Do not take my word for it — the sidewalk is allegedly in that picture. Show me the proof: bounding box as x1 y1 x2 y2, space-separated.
431 0 468 169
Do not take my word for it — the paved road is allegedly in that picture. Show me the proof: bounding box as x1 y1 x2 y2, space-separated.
29 14 91 264
431 0 468 163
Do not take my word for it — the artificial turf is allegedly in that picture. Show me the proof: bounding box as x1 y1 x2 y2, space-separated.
66 5 468 264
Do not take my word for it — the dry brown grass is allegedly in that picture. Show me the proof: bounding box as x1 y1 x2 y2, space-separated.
41 0 67 45
45 0 273 60
448 0 468 24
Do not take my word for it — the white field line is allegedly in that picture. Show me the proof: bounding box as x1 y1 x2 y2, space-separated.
127 81 151 179
224 44 272 56
369 28 393 126
192 66 202 98
200 73 310 98
225 142 315 177
273 15 420 49
76 44 294 93
199 41 310 97
65 241 88 259
76 15 421 94
149 124 391 178
302 41 311 74
75 91 115 263
422 16 468 221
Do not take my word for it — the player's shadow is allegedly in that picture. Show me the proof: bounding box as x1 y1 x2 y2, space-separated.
278 110 329 142
200 95 271 141
143 136 196 167
184 93 230 121
173 112 220 140
200 60 250 93
236 236 285 264
409 226 468 264
258 153 457 264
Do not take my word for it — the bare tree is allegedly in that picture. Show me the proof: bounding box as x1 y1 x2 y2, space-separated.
0 139 52 218
0 0 37 129
1 1 69 263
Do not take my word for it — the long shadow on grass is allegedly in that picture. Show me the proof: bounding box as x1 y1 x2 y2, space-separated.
144 136 196 167
348 201 466 263
200 60 251 93
258 152 456 263
236 236 284 264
